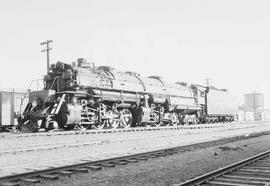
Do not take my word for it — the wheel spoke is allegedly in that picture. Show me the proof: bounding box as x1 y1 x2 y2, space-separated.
110 120 119 129
119 109 132 128
92 121 105 129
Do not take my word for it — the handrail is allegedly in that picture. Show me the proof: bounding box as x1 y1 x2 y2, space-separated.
43 76 59 106
19 79 43 115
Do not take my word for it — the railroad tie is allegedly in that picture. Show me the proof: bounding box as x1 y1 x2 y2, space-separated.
135 157 148 161
152 153 164 157
146 155 158 158
21 178 40 183
101 163 115 167
57 170 73 176
87 165 102 171
235 170 270 177
223 174 270 182
70 168 89 173
0 182 19 186
210 178 267 185
164 152 175 156
125 159 139 163
114 161 128 165
39 174 59 180
155 153 167 157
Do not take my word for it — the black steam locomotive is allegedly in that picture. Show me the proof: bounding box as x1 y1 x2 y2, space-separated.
19 58 238 131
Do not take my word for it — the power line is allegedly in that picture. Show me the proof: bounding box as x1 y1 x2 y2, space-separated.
40 40 53 74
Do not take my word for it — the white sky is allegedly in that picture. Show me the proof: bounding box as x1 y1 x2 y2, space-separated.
0 0 270 106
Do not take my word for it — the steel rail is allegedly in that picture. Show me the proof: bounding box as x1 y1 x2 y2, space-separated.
176 149 270 186
0 121 263 139
0 123 225 138
0 131 269 185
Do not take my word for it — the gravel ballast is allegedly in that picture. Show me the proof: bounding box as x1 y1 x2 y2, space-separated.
2 122 270 177
19 132 270 186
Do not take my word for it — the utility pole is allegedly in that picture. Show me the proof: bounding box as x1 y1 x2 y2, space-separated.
205 78 211 87
204 78 212 118
253 90 256 113
40 40 53 74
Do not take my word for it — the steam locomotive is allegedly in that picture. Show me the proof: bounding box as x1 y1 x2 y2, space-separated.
18 58 238 131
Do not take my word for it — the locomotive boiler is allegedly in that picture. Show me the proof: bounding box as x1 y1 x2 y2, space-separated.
18 58 238 131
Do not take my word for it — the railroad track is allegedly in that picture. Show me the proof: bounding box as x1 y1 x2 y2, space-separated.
0 131 270 186
0 129 204 156
0 123 226 138
0 121 263 139
176 149 270 186
0 122 264 156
